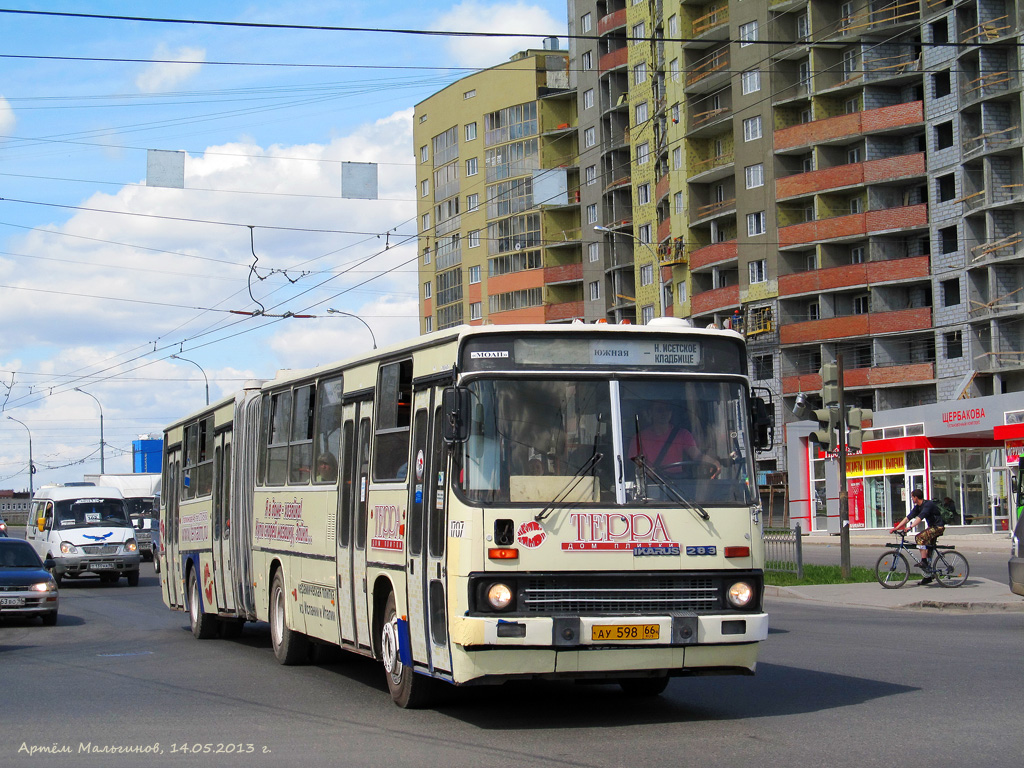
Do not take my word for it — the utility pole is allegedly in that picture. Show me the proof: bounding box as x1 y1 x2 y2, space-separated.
836 353 851 580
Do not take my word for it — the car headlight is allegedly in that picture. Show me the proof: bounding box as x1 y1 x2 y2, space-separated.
124 539 138 553
59 541 79 555
727 581 754 609
31 580 58 592
486 582 514 611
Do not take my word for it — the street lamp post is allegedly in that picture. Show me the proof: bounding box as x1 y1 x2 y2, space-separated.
7 415 34 496
171 354 210 406
594 225 668 320
74 387 104 473
326 309 378 349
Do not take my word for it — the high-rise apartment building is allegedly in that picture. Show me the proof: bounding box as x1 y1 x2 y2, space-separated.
414 46 580 331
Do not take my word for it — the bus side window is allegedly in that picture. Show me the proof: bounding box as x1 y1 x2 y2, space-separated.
355 416 371 550
408 408 428 556
427 406 446 559
373 360 413 481
339 419 355 547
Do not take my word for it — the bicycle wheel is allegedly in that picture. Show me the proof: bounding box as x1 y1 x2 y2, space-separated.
875 551 910 589
933 551 969 588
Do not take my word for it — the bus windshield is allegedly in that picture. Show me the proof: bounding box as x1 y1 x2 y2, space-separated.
458 377 756 506
55 498 133 529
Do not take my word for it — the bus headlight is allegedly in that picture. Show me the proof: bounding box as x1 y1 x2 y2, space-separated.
59 541 79 555
727 581 754 609
486 582 514 611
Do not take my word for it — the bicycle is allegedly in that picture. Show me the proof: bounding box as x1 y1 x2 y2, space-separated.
874 530 970 589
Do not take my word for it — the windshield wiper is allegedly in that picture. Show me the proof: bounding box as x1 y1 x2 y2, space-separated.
534 451 603 522
632 457 711 521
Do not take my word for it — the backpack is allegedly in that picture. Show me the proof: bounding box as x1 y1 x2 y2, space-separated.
933 499 957 526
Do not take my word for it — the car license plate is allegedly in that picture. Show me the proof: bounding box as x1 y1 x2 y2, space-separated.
591 623 660 641
91 563 115 569
0 597 26 607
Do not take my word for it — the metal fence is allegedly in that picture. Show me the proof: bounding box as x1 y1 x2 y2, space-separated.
763 524 803 579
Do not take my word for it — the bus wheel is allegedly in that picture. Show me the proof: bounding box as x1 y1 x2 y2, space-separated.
270 571 308 665
380 592 432 708
619 676 670 697
188 569 217 640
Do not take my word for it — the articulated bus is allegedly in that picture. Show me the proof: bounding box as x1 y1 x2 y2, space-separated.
160 320 774 707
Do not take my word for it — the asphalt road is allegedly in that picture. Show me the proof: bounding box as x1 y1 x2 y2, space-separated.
2 563 1020 768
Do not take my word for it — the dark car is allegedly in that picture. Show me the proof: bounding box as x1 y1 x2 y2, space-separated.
0 515 8 536
0 538 59 625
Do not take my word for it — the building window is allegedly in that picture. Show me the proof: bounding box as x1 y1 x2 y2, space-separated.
745 163 764 189
739 20 758 46
940 226 958 253
933 70 951 98
466 193 479 212
586 164 597 185
468 230 480 249
669 59 680 82
419 145 428 163
582 51 593 71
636 142 650 164
632 22 645 39
849 197 863 214
424 316 432 333
423 281 432 299
741 69 760 94
420 179 429 197
676 280 687 304
850 246 865 264
589 280 601 300
583 88 594 110
470 302 482 320
423 247 431 265
464 89 476 99
581 12 592 33
935 121 954 149
747 211 766 236
637 183 651 205
640 263 654 286
753 354 773 380
465 122 477 141
634 62 647 85
635 102 648 124
945 330 962 359
588 242 600 262
674 191 683 213
937 174 955 202
641 304 655 324
466 157 478 176
748 259 767 283
638 223 652 244
798 60 811 90
668 14 678 35
808 301 819 321
587 204 598 223
584 126 596 147
421 212 431 230
942 277 960 306
673 147 682 169
797 13 810 40
853 294 870 315
743 116 762 141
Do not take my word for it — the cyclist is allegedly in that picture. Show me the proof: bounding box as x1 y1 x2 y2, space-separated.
891 489 945 585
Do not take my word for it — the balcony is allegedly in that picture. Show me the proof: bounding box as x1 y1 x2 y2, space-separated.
774 102 924 152
778 256 930 297
545 301 585 322
690 240 738 270
599 47 628 74
780 307 932 344
598 8 627 36
963 125 1023 160
685 5 729 46
782 362 935 394
691 284 739 315
778 204 928 248
543 262 583 285
776 153 925 199
685 48 729 92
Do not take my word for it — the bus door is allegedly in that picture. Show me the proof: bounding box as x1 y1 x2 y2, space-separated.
336 398 373 651
163 447 182 608
423 394 451 673
213 429 234 612
404 389 433 669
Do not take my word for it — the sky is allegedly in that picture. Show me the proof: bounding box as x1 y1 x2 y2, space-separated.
0 0 568 491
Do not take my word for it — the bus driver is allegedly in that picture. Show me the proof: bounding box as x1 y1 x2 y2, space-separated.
630 400 721 479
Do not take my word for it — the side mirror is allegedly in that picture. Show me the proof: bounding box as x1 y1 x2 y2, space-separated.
441 386 471 443
37 517 46 533
750 390 774 452
43 557 56 572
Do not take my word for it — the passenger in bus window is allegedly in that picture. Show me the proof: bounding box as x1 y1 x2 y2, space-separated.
631 400 721 479
526 451 547 476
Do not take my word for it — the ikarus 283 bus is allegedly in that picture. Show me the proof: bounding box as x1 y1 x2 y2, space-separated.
160 320 774 707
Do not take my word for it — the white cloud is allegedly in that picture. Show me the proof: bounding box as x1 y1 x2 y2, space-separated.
0 109 418 489
135 44 207 93
432 1 566 68
0 95 14 135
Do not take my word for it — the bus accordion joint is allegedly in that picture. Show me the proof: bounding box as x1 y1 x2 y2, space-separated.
724 546 751 558
487 548 519 560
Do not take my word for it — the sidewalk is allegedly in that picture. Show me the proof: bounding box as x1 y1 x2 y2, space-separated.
767 530 1022 612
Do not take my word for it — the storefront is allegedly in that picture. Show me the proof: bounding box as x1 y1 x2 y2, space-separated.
786 392 1023 534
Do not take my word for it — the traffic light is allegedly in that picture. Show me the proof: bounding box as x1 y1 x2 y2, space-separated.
819 362 839 405
810 407 839 452
847 407 874 450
